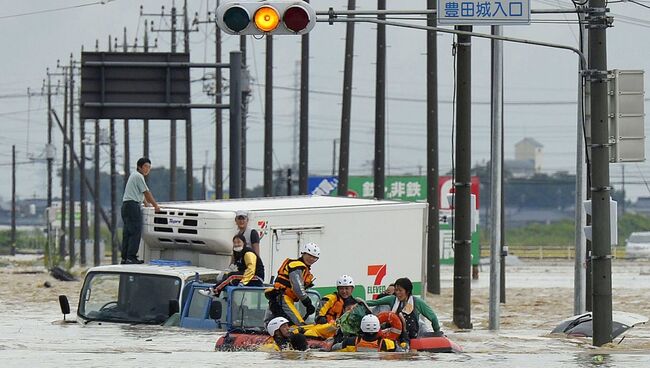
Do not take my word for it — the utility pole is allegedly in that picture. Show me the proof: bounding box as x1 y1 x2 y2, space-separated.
229 51 243 198
11 145 16 257
143 20 151 160
298 0 310 195
264 35 274 197
373 0 386 200
489 25 503 331
214 1 223 199
240 35 249 196
46 70 53 209
621 165 625 213
574 5 589 315
60 63 69 263
94 116 101 267
453 25 473 330
68 54 76 267
287 168 293 196
79 45 88 266
588 0 613 346
184 0 193 200
110 111 118 265
338 0 355 197
171 4 178 201
122 28 131 187
426 0 441 296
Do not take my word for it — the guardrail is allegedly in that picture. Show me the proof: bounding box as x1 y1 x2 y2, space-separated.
480 246 627 260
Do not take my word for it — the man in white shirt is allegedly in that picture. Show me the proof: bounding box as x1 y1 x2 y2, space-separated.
121 158 160 264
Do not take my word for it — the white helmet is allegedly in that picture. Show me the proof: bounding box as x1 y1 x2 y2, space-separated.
360 314 381 333
336 274 355 287
300 242 321 258
267 317 289 336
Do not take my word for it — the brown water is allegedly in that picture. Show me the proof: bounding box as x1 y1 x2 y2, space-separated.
1 256 649 367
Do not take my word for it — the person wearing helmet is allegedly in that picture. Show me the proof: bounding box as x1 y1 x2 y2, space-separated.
264 242 320 326
315 274 356 325
259 317 308 352
366 277 444 341
330 314 398 352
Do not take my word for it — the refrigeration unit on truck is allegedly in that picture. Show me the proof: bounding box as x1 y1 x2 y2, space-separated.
142 196 429 300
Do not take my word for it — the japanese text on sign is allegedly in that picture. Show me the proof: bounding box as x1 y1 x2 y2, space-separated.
438 0 531 25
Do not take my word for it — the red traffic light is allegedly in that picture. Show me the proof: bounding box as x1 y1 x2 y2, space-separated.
283 5 311 33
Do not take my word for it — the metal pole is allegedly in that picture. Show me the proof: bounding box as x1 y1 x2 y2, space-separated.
332 139 338 176
47 72 53 209
110 119 117 264
574 6 588 315
453 25 473 330
588 0 612 346
338 0 355 197
214 3 223 199
11 145 16 256
426 0 440 295
287 168 293 196
229 51 243 198
144 20 150 160
298 7 310 195
170 5 177 201
264 36 274 197
373 0 386 200
240 35 248 196
68 56 76 267
79 48 87 266
123 28 131 188
184 0 193 200
94 119 101 266
489 25 503 331
60 71 68 263
500 107 507 304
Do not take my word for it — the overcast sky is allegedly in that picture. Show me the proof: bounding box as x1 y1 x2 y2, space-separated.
0 0 649 203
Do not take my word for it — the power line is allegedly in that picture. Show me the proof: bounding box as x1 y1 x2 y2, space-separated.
0 1 116 21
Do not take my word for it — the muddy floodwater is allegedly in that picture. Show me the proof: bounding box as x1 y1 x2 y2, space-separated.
1 255 650 367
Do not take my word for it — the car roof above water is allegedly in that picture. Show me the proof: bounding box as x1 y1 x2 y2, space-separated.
86 264 222 279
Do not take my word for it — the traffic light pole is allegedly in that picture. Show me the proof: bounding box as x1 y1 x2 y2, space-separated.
587 0 613 347
298 16 310 195
264 36 273 197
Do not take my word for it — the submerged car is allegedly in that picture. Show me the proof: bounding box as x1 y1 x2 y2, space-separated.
626 232 650 258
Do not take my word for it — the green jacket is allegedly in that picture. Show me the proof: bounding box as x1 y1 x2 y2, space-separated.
366 295 441 332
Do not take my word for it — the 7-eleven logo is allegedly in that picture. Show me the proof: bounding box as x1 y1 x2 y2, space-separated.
367 264 387 299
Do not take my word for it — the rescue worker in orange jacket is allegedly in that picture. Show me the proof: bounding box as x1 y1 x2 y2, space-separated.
330 314 398 352
315 274 356 324
265 242 320 326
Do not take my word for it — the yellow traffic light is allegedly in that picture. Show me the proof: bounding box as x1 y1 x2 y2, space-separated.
216 1 316 35
254 6 280 32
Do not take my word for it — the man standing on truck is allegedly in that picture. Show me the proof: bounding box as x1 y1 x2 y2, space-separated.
121 157 160 264
265 242 320 326
235 210 260 255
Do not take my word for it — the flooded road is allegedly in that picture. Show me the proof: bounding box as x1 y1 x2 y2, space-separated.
1 256 649 367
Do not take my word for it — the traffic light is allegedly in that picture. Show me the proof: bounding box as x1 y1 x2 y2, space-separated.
216 1 316 35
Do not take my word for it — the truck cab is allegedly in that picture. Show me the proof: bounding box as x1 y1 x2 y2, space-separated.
74 261 222 325
178 283 321 331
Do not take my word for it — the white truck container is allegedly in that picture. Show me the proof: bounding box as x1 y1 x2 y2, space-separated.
141 196 429 299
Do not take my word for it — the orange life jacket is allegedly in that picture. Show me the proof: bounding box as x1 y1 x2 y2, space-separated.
318 293 345 323
272 257 314 301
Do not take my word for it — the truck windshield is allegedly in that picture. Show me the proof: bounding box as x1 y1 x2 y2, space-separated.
79 272 182 324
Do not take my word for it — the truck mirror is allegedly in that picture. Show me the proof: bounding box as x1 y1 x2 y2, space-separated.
209 300 222 320
168 299 180 317
59 295 70 319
